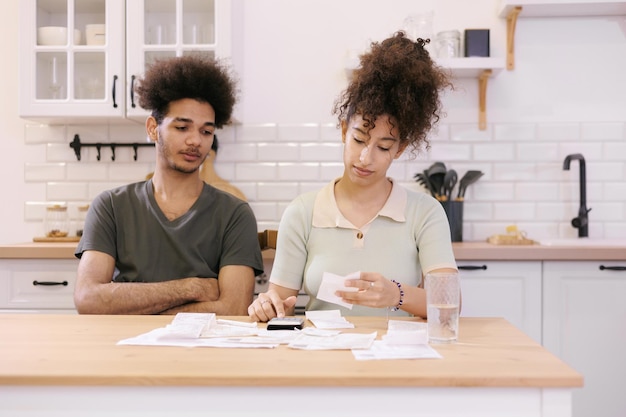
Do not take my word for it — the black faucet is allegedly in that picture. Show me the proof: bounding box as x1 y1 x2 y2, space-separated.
563 153 591 237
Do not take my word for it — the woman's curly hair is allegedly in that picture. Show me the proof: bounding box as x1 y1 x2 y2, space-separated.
135 55 237 128
333 31 452 154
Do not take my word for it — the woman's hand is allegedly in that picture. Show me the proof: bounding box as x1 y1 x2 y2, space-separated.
337 272 402 309
248 288 298 322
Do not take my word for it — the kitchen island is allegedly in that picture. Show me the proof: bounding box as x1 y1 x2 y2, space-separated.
0 314 582 417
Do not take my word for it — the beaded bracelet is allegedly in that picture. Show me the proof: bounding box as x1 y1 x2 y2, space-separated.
389 279 404 312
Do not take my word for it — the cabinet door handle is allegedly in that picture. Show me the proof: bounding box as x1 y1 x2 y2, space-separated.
112 75 118 108
599 265 626 271
130 75 136 108
458 265 488 271
33 280 69 286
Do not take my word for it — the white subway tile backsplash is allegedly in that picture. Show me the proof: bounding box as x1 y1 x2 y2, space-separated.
558 142 602 160
463 202 493 221
581 122 624 141
299 143 342 162
24 124 66 144
493 203 536 221
108 124 146 142
236 162 277 181
219 143 257 162
258 143 298 161
47 143 77 162
21 120 626 241
588 203 625 221
427 143 472 161
515 183 560 201
320 163 344 181
24 163 66 182
47 182 89 201
319 123 340 141
604 182 626 199
493 163 535 181
493 123 536 141
212 162 237 181
257 183 299 201
236 124 278 142
517 143 559 161
234 183 257 201
537 123 580 141
604 142 626 161
474 183 515 201
473 143 515 161
277 124 319 142
247 202 279 221
277 163 320 181
449 124 492 142
66 125 109 143
108 163 153 182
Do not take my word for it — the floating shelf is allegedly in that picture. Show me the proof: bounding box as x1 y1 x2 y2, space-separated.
345 57 505 131
499 0 626 18
499 1 626 69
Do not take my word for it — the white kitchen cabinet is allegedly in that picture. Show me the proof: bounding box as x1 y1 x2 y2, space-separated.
0 259 79 314
19 0 233 124
542 261 626 417
456 260 542 343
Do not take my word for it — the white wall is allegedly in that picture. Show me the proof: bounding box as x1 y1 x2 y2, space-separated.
1 0 625 244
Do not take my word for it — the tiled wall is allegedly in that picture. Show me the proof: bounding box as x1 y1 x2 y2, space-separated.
23 120 626 242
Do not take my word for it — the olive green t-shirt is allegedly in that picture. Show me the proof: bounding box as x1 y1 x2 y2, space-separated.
75 180 263 282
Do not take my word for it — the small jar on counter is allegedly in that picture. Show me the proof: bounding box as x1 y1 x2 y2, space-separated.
45 205 69 238
76 204 89 237
435 30 461 59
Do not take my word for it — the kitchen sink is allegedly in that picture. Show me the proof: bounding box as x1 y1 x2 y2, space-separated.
539 238 626 247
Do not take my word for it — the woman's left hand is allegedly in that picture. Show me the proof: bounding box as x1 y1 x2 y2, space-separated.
337 272 401 309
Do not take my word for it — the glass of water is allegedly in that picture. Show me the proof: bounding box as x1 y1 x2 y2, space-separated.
425 271 460 343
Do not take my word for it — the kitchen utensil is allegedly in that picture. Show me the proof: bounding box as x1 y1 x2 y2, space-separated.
456 170 484 200
426 162 447 199
442 169 458 201
414 172 437 198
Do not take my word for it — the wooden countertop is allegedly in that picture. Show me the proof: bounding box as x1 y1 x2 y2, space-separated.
1 241 624 261
0 314 582 388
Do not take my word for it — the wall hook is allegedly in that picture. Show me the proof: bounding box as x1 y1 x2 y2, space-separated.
69 134 155 161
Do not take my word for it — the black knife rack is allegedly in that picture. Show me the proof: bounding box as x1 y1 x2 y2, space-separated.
69 134 155 161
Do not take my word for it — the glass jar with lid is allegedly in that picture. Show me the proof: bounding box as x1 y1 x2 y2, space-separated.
76 204 89 237
435 30 461 59
44 204 69 238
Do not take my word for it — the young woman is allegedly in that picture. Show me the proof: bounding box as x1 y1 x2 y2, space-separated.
249 32 457 322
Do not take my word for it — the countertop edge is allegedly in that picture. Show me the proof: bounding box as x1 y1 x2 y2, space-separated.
1 242 624 261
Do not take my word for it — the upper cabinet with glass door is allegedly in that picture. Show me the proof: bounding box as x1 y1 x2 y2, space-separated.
19 0 126 124
19 0 233 124
126 0 231 122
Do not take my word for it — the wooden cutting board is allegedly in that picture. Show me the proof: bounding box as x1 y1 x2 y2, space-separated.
33 237 81 242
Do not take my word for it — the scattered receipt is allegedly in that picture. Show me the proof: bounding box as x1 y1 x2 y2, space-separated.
317 271 360 309
352 320 441 360
306 310 354 329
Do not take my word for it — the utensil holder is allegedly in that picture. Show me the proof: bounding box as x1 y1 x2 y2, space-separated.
441 200 463 242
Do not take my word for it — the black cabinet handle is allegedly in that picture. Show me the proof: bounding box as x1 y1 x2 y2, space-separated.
112 75 118 108
33 280 68 286
599 265 626 271
130 75 136 108
458 265 488 271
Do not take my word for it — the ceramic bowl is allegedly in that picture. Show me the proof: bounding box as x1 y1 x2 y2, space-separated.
37 26 81 45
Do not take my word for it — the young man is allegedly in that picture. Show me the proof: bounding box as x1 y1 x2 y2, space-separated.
74 56 263 315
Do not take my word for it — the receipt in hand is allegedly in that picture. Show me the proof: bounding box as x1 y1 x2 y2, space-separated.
317 271 361 309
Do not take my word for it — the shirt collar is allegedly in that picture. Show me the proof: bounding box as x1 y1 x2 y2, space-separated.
312 178 407 228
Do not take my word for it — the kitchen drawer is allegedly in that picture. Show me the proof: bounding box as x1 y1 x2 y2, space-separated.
0 259 78 310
